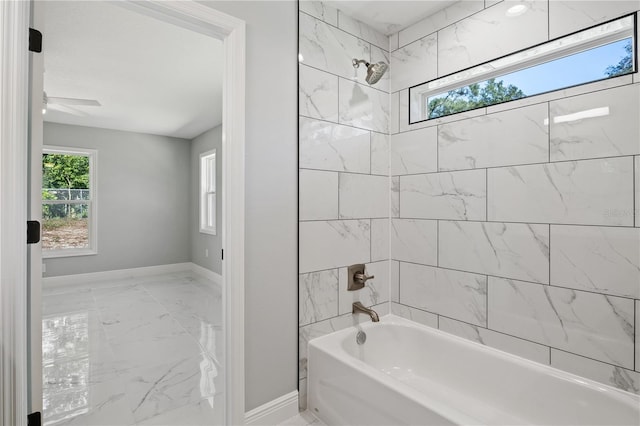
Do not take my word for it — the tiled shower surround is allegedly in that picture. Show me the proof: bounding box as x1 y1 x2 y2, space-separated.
298 0 640 407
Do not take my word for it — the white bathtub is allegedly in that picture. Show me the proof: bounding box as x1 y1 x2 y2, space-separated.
307 315 640 425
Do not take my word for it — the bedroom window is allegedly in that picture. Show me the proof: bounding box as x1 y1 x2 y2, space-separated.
200 149 217 235
409 14 636 122
42 146 97 257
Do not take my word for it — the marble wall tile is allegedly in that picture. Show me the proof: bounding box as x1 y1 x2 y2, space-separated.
550 85 640 162
370 46 390 93
551 349 639 395
550 225 640 299
300 169 338 221
389 33 399 52
338 261 389 315
549 1 640 39
438 103 549 171
390 127 438 175
299 65 339 122
371 218 389 262
437 1 549 76
400 169 487 221
299 269 339 326
300 220 370 273
339 173 389 219
390 302 438 328
390 261 400 302
299 1 338 26
299 117 370 174
390 91 400 134
400 263 487 326
439 317 550 364
370 132 389 176
391 218 438 265
398 0 484 48
339 79 389 133
488 277 635 369
299 13 370 80
298 378 308 411
391 176 400 218
338 11 389 49
439 221 549 284
488 157 634 226
390 33 437 93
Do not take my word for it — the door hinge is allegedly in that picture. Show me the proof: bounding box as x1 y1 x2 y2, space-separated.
29 28 42 53
221 249 224 260
28 412 42 426
27 220 41 244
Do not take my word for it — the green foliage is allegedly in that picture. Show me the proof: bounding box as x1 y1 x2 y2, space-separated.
605 40 633 77
428 78 526 119
42 153 89 189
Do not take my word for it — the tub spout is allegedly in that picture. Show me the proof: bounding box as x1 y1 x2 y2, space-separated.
352 302 380 322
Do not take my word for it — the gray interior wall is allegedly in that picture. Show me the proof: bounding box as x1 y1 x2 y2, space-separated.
189 126 222 274
43 122 191 277
203 1 298 411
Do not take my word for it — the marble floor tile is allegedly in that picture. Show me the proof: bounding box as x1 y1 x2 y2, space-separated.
42 271 224 426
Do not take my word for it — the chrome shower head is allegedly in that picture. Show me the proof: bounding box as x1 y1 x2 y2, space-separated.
352 58 388 85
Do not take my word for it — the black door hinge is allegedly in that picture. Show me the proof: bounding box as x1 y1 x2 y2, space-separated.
29 28 42 53
221 249 224 260
28 411 42 426
27 221 41 244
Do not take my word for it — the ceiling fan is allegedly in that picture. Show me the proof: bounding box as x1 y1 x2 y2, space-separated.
43 92 101 116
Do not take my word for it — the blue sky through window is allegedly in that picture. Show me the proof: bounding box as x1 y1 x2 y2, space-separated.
501 38 632 94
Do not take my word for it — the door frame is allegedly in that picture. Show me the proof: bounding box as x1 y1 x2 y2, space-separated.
0 1 246 425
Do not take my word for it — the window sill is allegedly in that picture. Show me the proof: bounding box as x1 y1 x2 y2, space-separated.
43 249 97 259
199 228 217 236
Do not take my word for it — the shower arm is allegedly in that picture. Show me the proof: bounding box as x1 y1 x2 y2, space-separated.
352 58 370 68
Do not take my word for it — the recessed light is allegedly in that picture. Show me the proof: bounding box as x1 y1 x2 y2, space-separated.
506 4 528 17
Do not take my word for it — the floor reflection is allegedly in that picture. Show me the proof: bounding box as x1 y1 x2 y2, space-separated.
41 271 224 425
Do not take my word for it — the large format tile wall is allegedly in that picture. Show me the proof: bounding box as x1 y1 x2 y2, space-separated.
298 0 640 407
297 1 391 408
388 0 640 394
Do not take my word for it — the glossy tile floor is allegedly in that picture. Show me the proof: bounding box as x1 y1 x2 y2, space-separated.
279 411 324 426
42 271 224 426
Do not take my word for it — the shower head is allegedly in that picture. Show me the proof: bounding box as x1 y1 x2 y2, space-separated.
352 58 388 85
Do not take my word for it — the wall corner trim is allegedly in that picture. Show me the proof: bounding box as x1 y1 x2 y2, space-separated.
244 390 299 426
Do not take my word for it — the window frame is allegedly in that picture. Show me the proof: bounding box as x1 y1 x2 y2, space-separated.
409 12 638 123
42 146 98 258
199 149 217 235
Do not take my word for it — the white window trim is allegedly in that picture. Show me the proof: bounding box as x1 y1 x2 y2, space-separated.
42 145 98 258
199 149 217 235
410 14 636 123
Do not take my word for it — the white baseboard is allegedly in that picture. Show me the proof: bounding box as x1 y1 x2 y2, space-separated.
43 262 193 288
245 390 299 426
190 262 223 285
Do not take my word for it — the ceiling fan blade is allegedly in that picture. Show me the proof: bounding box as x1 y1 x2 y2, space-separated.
48 103 89 117
47 96 101 107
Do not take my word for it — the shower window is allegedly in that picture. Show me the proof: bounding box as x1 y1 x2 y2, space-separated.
409 14 637 123
199 149 217 235
42 146 97 257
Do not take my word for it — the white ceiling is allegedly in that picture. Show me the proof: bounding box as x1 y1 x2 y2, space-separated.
324 0 460 35
43 1 223 140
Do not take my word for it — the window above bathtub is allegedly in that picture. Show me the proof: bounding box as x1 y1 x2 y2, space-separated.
409 14 637 123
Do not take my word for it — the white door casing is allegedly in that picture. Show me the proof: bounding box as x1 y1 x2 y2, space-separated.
2 1 246 425
0 1 31 425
